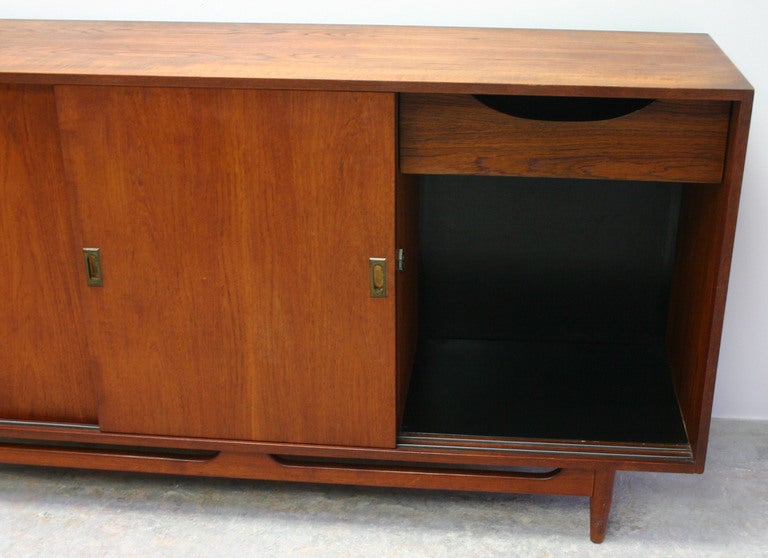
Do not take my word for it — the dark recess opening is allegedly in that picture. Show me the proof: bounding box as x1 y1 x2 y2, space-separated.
473 95 654 121
401 175 688 445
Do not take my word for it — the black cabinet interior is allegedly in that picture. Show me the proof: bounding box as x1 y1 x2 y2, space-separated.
401 175 689 445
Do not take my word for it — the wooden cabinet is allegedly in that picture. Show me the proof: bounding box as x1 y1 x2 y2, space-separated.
0 21 753 543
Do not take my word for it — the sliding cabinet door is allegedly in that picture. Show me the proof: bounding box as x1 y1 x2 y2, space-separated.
0 84 96 424
57 86 396 447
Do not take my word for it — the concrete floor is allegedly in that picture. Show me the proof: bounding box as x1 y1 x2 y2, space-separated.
1 419 766 557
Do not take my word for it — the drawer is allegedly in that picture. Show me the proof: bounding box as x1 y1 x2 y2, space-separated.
399 94 730 183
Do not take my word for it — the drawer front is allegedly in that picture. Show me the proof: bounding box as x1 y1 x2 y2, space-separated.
399 94 730 183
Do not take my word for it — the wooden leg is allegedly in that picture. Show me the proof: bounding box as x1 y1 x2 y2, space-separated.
590 468 616 543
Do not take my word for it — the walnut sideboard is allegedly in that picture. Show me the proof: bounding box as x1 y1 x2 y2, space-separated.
0 20 753 542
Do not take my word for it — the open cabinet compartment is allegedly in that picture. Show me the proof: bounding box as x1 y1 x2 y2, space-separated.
399 175 687 445
395 94 735 462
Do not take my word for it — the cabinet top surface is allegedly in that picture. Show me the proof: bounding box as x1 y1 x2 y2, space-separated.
0 19 752 98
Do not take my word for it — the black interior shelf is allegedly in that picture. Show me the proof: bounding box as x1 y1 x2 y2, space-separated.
400 175 689 446
401 337 687 444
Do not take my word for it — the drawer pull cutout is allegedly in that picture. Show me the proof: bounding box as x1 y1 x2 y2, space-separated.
473 95 654 122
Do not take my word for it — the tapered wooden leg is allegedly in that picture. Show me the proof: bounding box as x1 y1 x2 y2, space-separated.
590 468 616 543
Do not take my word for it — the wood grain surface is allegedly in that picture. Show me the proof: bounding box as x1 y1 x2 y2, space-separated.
56 85 397 448
0 84 97 424
400 94 730 182
667 97 753 470
0 20 752 98
590 469 616 543
0 420 700 474
0 442 597 498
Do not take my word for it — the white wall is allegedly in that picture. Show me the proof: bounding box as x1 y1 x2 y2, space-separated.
2 1 766 419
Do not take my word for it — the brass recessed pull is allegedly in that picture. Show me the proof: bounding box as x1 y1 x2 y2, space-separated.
369 257 387 298
83 248 103 287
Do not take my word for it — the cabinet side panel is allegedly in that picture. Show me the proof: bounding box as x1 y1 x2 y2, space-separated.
0 84 97 423
667 98 752 469
56 86 397 448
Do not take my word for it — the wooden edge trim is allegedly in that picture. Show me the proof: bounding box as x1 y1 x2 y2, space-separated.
0 73 753 101
0 423 696 473
0 443 595 497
